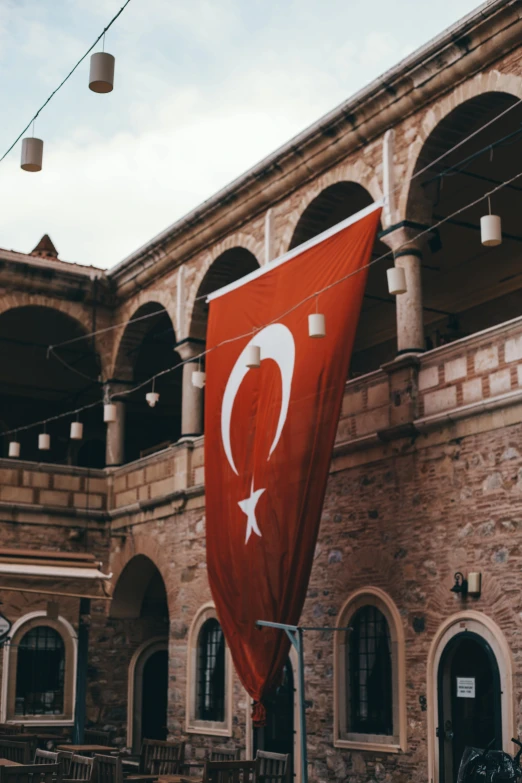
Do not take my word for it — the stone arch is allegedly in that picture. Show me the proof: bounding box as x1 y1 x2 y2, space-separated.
0 292 94 335
397 75 522 348
280 161 382 254
399 70 522 221
426 611 515 783
0 304 104 465
112 302 176 382
185 232 262 341
110 552 170 620
188 243 261 343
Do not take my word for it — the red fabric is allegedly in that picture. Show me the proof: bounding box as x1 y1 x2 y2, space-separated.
205 207 382 709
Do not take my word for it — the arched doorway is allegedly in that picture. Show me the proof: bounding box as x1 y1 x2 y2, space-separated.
427 612 514 783
111 555 170 751
130 640 169 752
254 660 295 776
437 632 501 782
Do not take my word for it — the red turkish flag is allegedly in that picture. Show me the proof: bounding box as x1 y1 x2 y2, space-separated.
204 205 382 716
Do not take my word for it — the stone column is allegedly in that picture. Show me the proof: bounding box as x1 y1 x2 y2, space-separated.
381 225 426 356
105 384 126 467
177 339 205 439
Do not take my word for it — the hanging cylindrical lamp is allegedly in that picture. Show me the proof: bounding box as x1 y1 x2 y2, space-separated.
104 402 117 423
89 52 115 93
8 439 20 458
38 430 51 451
70 420 83 440
308 313 326 338
245 344 261 369
481 196 502 247
21 137 44 172
192 369 206 389
387 266 407 295
146 379 160 408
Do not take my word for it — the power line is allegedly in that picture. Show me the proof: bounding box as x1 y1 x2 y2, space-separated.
4 162 522 440
45 96 522 353
0 0 133 165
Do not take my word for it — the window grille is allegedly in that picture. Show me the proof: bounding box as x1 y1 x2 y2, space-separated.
196 619 225 722
15 626 65 716
348 605 392 735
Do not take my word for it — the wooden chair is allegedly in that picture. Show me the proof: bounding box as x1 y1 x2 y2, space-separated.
84 730 112 747
57 752 74 777
0 739 32 764
126 739 185 781
64 754 94 781
35 750 59 764
254 752 289 783
93 755 123 783
0 762 62 783
210 749 241 763
203 760 254 783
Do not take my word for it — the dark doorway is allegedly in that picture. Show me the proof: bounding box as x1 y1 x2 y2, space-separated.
254 660 294 776
437 632 502 783
141 650 168 742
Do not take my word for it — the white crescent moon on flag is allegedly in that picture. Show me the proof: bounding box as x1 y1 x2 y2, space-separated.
221 323 295 476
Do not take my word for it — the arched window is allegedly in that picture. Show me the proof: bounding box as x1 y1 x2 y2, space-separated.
2 613 76 725
348 606 392 736
335 588 406 752
196 619 225 722
186 604 231 736
15 627 65 716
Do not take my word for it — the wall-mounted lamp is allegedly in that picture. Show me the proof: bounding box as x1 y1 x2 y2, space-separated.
450 571 482 598
468 572 482 597
450 572 468 597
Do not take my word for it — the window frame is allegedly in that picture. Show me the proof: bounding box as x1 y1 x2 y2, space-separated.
185 603 232 737
334 588 406 753
1 612 77 726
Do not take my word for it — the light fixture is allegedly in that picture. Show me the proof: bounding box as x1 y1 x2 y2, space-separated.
21 137 43 172
8 440 20 459
146 379 159 408
89 52 115 93
308 313 326 338
468 572 482 597
70 420 83 440
450 572 468 597
480 197 502 247
38 430 50 451
387 266 407 295
245 344 261 369
192 359 206 389
104 402 117 423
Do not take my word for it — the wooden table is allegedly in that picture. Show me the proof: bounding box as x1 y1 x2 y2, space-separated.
56 744 115 755
158 777 203 783
0 760 22 767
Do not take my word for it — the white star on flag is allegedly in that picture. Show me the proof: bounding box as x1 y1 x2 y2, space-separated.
238 481 266 544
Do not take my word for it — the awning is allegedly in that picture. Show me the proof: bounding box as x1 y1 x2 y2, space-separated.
0 547 112 600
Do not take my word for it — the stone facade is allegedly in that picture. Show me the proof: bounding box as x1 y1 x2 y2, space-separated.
2 2 522 782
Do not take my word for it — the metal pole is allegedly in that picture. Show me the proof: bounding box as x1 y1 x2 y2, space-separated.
73 597 90 744
296 627 308 783
256 621 351 783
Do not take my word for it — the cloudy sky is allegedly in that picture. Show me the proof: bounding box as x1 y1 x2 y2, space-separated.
0 0 482 269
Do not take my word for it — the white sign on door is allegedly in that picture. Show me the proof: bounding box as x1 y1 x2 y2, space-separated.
457 677 476 698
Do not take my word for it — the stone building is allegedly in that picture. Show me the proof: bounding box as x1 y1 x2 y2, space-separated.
1 1 522 780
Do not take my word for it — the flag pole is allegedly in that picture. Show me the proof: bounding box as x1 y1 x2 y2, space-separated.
256 620 353 783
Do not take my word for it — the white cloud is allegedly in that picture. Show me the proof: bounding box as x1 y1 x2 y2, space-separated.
0 0 482 269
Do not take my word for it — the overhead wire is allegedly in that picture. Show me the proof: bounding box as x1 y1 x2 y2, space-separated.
4 161 522 440
45 93 522 355
0 0 132 165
